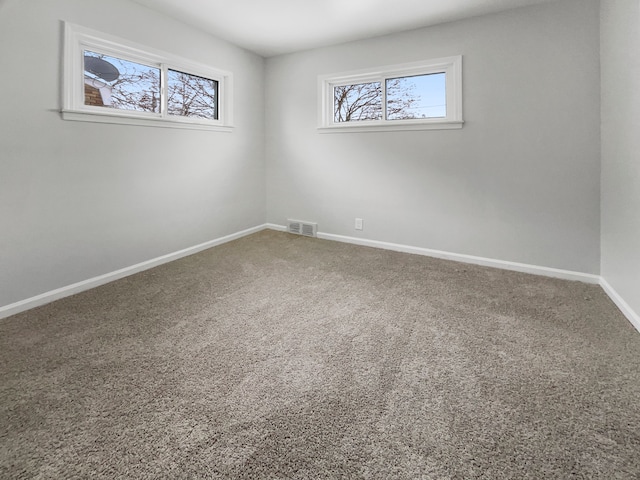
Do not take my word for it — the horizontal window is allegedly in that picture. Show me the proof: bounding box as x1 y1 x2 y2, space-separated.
63 23 233 131
318 56 463 132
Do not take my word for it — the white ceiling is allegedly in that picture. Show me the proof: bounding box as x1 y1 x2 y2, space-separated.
131 0 560 57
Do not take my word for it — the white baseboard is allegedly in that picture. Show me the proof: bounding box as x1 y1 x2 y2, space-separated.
265 223 287 232
269 225 599 283
599 278 640 333
316 231 601 283
4 224 638 337
0 224 267 320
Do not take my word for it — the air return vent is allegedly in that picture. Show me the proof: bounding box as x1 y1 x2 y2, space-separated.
287 219 317 237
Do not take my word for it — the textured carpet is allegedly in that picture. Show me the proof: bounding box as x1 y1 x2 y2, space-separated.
1 230 639 479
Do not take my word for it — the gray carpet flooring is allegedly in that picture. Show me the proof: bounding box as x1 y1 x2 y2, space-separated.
1 230 639 479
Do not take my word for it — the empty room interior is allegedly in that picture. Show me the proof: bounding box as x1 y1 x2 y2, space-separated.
1 0 639 477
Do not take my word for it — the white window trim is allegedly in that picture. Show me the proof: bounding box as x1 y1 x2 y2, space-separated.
62 22 234 132
318 56 463 133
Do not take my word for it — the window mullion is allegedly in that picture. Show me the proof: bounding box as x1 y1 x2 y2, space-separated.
381 76 387 121
160 64 168 118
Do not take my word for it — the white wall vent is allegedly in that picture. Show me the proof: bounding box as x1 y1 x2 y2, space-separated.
287 219 317 237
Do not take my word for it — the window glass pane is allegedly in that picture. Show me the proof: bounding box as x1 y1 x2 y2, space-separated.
334 82 382 122
83 50 160 113
167 69 218 120
386 73 446 120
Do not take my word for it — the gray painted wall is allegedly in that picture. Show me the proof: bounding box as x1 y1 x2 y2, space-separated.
601 1 640 316
0 0 265 307
265 0 601 274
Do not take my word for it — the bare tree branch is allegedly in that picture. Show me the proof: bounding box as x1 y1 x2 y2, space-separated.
333 77 424 122
334 82 382 122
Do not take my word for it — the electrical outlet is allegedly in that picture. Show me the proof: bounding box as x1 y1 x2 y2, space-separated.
355 218 363 230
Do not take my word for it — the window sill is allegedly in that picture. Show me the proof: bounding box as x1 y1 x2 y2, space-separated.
317 120 463 133
61 109 234 132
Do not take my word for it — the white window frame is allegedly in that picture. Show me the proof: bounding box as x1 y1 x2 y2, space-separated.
318 56 463 133
62 22 233 131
